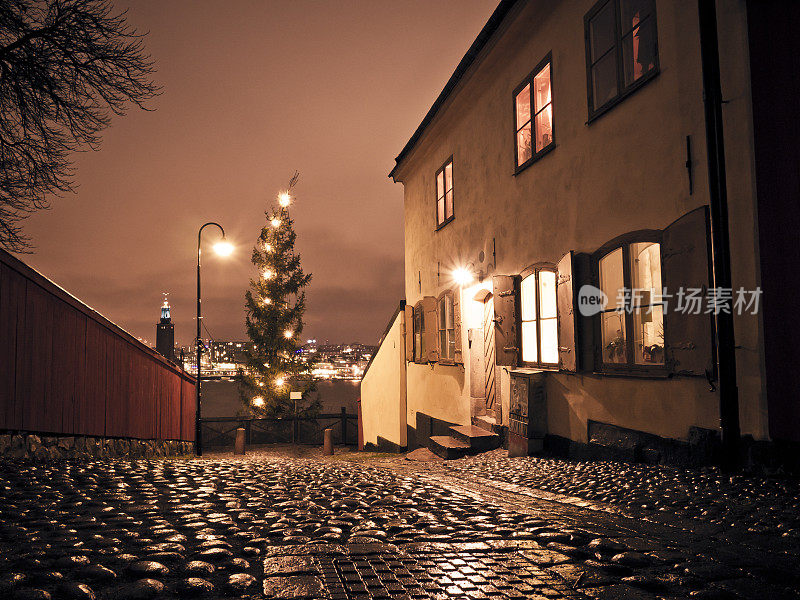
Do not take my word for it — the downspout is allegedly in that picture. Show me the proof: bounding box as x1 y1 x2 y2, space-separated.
698 0 741 470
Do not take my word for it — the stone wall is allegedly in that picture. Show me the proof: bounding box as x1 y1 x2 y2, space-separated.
0 432 194 461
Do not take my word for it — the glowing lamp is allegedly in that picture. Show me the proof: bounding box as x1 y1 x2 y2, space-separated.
284 330 293 339
262 270 274 280
262 297 271 305
278 192 291 207
453 267 474 285
213 240 234 256
271 218 281 228
275 377 285 387
252 396 265 407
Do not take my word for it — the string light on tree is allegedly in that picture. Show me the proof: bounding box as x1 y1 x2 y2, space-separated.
237 170 318 418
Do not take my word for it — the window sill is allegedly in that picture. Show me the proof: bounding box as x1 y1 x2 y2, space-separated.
514 143 555 176
435 216 455 232
593 367 669 379
586 69 660 125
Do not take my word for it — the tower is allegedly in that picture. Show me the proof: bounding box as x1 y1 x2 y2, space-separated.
156 293 176 362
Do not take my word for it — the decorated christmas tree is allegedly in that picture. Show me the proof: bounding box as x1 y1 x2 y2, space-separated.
238 173 318 417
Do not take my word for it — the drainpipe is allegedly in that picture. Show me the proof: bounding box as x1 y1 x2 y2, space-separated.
698 0 740 471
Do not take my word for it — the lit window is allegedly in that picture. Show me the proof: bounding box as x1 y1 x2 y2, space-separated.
585 0 658 119
514 56 554 170
435 158 454 228
598 240 664 368
438 292 455 361
520 267 558 367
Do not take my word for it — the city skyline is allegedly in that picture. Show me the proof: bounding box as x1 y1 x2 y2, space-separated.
11 0 497 347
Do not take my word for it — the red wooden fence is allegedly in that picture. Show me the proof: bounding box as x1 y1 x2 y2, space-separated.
0 249 195 441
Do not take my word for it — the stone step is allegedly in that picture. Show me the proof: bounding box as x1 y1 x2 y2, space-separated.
449 425 501 452
473 415 503 434
429 435 471 460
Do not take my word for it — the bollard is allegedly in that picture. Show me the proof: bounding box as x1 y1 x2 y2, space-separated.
323 428 333 456
234 427 246 455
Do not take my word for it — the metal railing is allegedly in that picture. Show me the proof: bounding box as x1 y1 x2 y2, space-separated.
200 407 356 447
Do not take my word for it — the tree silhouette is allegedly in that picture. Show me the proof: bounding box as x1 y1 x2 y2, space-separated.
0 0 160 251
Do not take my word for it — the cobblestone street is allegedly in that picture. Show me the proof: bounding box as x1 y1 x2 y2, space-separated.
1 450 798 600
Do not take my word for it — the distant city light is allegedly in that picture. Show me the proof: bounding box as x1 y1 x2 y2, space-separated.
252 396 265 407
271 218 281 228
213 240 234 256
278 191 291 207
452 267 474 285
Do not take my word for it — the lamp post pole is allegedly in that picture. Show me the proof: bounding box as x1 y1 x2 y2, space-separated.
196 222 227 456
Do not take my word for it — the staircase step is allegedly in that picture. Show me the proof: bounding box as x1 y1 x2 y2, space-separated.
473 415 502 433
450 425 501 451
429 435 471 460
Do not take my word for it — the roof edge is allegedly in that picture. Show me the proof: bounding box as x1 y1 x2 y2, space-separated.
389 0 521 181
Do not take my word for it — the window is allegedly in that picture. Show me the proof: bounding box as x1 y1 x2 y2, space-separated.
413 301 426 362
598 240 664 369
438 291 455 361
435 158 454 228
519 266 558 367
585 0 658 119
514 55 554 171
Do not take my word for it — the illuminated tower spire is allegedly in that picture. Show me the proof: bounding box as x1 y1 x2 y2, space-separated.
156 293 176 362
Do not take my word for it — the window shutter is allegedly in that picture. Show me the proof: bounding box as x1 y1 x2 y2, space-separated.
574 252 595 372
453 290 463 364
404 303 414 362
492 275 519 366
423 296 439 362
662 206 714 376
556 251 577 372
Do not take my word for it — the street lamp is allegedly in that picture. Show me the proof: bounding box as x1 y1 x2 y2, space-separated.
196 222 232 456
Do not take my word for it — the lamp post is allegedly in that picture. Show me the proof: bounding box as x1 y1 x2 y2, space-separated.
196 222 233 456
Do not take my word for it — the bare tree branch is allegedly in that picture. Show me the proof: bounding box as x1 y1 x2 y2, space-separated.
0 0 160 252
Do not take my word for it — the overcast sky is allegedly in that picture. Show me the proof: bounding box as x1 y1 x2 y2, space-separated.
17 0 497 347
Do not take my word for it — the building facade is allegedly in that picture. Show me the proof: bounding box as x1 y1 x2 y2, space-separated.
360 0 799 464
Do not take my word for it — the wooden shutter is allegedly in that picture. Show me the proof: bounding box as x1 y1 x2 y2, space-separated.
404 304 414 362
573 252 595 372
422 296 439 362
492 275 519 366
662 206 714 376
453 290 463 364
556 252 577 372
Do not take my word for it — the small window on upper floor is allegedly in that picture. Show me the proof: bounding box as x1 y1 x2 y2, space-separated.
435 158 454 228
585 0 658 121
514 55 554 172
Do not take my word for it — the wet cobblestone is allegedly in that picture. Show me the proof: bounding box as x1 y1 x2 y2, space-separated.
0 454 797 599
443 450 800 540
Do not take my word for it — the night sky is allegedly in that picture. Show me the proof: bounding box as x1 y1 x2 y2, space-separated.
15 0 496 347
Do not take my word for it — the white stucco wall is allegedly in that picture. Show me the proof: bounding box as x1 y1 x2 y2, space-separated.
392 0 767 443
360 310 407 449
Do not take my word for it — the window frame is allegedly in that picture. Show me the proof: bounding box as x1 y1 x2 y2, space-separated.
592 229 668 377
436 290 456 364
513 52 555 174
583 0 660 123
434 156 455 230
518 263 559 370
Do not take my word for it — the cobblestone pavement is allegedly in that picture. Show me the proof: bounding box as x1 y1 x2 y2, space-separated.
437 450 800 542
0 452 798 600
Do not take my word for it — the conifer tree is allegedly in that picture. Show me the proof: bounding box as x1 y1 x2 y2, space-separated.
238 173 317 417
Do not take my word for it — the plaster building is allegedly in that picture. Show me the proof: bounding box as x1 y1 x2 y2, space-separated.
360 0 799 465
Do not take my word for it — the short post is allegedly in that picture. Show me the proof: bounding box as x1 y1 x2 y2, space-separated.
323 428 333 456
291 391 302 445
234 427 246 455
340 406 347 445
